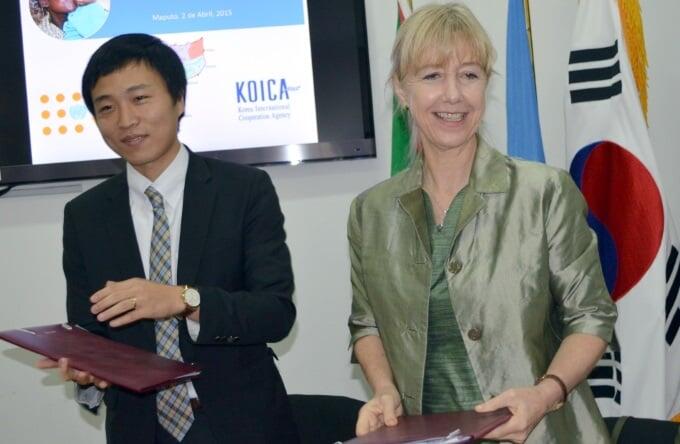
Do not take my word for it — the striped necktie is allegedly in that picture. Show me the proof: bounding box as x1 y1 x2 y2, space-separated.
145 186 194 441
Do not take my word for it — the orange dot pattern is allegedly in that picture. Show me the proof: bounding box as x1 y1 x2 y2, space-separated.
39 92 87 136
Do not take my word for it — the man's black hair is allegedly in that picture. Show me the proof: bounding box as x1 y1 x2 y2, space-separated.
81 33 187 115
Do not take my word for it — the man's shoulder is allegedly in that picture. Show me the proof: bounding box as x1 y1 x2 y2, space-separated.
65 173 125 214
66 154 271 212
192 153 265 179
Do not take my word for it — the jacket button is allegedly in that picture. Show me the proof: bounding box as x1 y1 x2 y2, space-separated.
467 327 482 341
448 260 462 275
226 335 240 344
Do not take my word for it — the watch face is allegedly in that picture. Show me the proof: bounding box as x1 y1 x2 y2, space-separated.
184 288 200 308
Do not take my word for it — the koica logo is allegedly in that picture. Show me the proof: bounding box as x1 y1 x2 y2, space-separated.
236 79 291 103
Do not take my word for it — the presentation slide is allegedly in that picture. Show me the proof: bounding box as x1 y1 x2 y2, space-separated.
19 0 318 165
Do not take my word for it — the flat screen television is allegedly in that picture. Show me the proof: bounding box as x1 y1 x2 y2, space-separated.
0 0 375 186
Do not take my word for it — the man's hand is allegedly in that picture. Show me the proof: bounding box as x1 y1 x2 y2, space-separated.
355 384 403 436
474 384 559 443
37 357 109 389
90 278 185 327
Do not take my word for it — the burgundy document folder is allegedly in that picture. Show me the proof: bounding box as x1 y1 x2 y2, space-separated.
344 408 512 444
0 323 201 393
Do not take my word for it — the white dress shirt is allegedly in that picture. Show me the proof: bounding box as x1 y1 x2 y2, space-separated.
77 145 199 407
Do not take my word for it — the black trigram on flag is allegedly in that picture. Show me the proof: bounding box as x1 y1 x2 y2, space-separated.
588 347 622 405
666 245 680 345
568 40 622 104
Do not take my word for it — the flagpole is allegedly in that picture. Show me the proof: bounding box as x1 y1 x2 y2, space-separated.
524 0 536 75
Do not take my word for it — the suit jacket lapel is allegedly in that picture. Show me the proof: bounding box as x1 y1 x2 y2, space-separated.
455 139 511 238
105 172 146 281
396 156 432 261
178 153 216 285
104 172 156 351
398 190 431 261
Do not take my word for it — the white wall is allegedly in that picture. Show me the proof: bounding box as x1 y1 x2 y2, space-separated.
1 1 679 442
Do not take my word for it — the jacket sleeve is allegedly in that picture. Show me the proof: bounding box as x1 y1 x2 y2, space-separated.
347 195 379 347
194 170 296 346
545 170 618 342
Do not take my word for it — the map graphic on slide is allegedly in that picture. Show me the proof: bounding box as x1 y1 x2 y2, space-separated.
170 38 206 79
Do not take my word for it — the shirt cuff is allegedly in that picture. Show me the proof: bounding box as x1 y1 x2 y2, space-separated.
186 317 200 341
74 383 104 409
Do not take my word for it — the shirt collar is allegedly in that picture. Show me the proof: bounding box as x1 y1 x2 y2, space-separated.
127 145 189 209
398 137 510 196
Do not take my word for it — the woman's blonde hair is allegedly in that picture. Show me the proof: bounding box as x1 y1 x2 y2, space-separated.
391 3 496 85
389 3 496 158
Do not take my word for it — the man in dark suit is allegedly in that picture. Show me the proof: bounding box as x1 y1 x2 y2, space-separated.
38 33 299 443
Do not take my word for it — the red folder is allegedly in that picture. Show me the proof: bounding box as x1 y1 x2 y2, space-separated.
0 323 201 393
344 408 512 444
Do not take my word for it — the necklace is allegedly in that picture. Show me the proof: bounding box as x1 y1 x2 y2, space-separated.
428 193 451 231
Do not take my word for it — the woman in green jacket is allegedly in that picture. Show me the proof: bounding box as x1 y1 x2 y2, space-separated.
348 4 617 443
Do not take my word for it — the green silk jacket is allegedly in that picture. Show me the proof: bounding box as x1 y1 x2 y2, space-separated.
348 140 617 443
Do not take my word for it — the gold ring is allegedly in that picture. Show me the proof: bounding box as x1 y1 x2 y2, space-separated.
130 298 137 310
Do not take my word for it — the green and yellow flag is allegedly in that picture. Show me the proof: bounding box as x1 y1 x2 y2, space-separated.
391 0 413 176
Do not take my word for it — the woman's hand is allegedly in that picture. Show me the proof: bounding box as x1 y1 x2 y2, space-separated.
37 357 110 389
355 384 403 436
474 383 560 443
